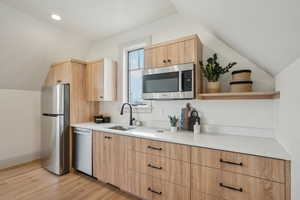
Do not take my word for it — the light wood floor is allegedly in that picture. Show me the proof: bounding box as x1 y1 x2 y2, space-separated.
0 160 139 200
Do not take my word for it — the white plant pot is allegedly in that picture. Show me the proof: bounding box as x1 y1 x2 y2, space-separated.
170 126 177 133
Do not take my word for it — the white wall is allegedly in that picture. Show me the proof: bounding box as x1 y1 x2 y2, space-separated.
87 13 276 137
0 2 90 91
275 57 300 200
0 90 41 169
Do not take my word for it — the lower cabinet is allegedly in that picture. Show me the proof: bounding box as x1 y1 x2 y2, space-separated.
127 150 190 187
191 165 285 200
92 133 290 200
191 191 219 200
93 131 126 188
127 170 190 200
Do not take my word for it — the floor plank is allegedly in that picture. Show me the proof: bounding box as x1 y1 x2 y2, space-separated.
0 161 139 200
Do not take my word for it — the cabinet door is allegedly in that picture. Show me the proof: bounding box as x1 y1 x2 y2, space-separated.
86 61 104 101
182 39 196 63
93 131 108 182
93 131 126 188
53 63 72 84
144 48 155 69
109 133 126 188
151 177 190 200
153 46 168 67
166 43 180 65
44 63 71 86
126 170 153 200
191 165 285 200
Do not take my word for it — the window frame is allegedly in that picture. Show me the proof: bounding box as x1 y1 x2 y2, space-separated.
121 38 152 113
127 48 145 106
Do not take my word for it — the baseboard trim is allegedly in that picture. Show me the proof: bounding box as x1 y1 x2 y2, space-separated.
0 152 41 170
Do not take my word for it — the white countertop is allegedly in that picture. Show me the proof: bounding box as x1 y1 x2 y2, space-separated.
71 122 291 160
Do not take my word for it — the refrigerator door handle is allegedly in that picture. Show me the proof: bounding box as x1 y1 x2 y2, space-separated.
42 113 64 117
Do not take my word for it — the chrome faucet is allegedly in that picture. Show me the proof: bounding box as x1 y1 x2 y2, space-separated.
120 103 134 126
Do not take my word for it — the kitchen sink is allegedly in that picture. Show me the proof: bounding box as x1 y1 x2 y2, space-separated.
108 126 135 131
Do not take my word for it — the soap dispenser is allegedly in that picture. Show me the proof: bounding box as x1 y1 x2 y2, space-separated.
194 119 201 135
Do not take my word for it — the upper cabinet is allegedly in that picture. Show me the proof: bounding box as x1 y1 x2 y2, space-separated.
44 61 72 86
144 35 200 69
86 58 117 102
144 34 203 94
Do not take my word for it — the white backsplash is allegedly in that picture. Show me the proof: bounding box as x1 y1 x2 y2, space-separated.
99 99 275 138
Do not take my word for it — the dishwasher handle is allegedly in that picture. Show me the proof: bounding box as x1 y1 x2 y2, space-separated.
73 128 92 136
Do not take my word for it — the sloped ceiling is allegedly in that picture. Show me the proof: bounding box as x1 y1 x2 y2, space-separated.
170 0 300 75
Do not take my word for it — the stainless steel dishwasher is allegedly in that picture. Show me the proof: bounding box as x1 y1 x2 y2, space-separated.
73 128 92 176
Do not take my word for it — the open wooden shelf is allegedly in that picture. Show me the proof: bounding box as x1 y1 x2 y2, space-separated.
198 91 280 100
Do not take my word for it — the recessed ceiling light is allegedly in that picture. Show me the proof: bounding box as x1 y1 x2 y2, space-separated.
51 14 61 21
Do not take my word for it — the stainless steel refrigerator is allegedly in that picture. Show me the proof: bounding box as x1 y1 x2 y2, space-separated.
41 84 70 175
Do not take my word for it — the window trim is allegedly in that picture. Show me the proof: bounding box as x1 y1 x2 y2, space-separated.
121 37 152 112
127 48 145 106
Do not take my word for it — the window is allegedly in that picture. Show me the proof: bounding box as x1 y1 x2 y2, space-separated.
127 48 145 105
120 36 152 112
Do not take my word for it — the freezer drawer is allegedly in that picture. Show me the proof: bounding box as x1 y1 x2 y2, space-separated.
74 128 93 176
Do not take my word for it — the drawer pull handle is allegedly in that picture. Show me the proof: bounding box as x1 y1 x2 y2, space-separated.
104 136 112 139
148 164 163 170
147 146 162 151
219 183 243 192
220 159 243 166
148 187 162 195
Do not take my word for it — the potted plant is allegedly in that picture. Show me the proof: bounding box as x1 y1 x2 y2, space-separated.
200 53 237 93
168 115 178 133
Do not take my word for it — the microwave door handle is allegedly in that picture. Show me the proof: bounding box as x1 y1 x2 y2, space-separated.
179 70 182 92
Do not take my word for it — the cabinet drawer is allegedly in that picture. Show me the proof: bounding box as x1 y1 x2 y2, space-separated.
126 170 153 200
191 147 285 183
127 150 190 187
127 137 190 162
151 177 190 200
126 170 190 200
191 165 285 200
191 190 219 200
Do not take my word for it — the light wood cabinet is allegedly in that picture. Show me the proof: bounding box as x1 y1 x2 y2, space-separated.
86 59 117 102
182 39 196 63
166 42 180 65
144 35 200 70
126 170 153 200
127 150 190 187
127 170 190 200
93 131 126 188
126 137 191 162
144 48 155 69
192 191 219 200
191 147 285 183
191 165 285 200
44 62 72 86
92 135 290 200
154 46 168 67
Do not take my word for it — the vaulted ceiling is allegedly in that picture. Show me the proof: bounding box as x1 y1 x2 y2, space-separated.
0 0 299 90
170 0 300 75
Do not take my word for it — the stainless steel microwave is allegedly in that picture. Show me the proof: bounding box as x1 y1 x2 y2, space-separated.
142 63 194 100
